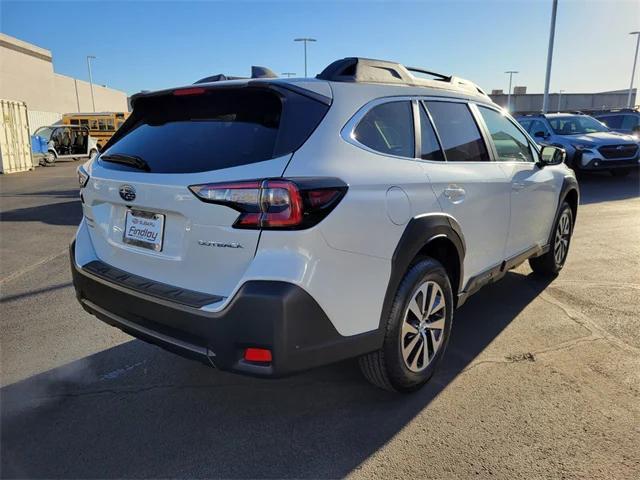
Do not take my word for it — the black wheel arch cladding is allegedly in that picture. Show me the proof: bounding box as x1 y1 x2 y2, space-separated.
380 214 465 331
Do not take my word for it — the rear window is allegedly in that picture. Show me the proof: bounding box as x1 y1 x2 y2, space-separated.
100 87 328 173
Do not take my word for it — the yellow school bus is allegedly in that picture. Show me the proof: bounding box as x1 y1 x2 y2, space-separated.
62 112 130 150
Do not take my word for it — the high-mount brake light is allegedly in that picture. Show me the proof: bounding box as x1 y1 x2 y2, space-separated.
173 87 206 96
189 178 347 230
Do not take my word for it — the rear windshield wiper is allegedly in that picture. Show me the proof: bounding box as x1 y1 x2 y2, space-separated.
100 153 151 172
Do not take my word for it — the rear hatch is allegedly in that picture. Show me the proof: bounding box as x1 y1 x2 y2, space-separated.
81 83 330 299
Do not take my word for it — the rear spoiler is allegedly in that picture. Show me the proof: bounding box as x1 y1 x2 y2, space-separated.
194 66 278 84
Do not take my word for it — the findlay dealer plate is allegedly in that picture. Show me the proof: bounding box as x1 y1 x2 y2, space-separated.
123 209 165 252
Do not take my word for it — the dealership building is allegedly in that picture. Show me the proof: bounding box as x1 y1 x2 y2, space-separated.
0 33 128 132
490 85 637 114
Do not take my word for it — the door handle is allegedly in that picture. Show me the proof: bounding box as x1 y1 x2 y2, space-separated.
512 182 526 191
444 185 466 203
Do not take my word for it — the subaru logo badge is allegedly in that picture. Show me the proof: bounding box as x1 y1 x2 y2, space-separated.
119 185 136 202
616 145 624 151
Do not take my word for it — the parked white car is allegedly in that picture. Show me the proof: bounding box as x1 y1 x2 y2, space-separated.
34 125 99 164
71 58 579 392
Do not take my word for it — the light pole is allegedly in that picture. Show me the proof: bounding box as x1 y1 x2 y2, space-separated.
281 72 296 78
542 0 558 113
86 55 96 112
558 89 565 112
294 38 316 77
627 31 640 108
505 70 518 111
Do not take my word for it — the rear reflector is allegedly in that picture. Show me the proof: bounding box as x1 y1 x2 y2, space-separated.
244 348 272 363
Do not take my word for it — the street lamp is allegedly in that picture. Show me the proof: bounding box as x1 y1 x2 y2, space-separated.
542 0 558 113
627 31 640 108
558 89 565 112
505 70 519 111
86 55 96 112
294 38 316 77
281 72 296 78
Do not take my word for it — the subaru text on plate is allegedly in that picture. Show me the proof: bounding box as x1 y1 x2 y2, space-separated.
71 58 579 392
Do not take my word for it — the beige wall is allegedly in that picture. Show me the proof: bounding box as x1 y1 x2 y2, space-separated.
0 33 128 114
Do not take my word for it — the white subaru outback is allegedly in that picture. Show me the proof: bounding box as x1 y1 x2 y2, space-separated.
71 58 578 392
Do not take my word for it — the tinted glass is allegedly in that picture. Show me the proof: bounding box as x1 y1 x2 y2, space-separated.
101 88 328 174
425 101 489 162
598 115 622 129
548 115 609 135
353 101 415 158
622 115 639 129
518 119 532 131
530 120 550 137
478 107 534 162
419 104 444 161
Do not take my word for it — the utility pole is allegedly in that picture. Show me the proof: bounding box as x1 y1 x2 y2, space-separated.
281 72 296 78
505 70 518 111
294 38 317 77
542 0 558 113
557 89 565 112
86 55 96 112
627 31 640 108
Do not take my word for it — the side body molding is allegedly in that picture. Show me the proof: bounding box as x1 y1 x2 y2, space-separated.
379 213 466 332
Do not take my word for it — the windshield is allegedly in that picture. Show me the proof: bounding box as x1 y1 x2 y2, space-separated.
548 116 609 135
34 127 54 139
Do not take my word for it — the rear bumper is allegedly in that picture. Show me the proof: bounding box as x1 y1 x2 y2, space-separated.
70 242 381 377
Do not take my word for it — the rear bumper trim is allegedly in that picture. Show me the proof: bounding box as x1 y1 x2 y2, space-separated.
81 298 210 357
70 242 382 377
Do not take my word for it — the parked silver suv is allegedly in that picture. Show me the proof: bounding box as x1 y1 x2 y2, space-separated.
71 58 578 392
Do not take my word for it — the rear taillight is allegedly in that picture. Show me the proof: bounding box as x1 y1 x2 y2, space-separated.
189 178 347 230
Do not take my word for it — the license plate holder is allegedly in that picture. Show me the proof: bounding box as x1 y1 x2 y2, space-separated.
123 209 165 252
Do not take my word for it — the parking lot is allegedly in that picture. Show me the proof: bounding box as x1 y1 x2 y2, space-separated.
0 162 638 479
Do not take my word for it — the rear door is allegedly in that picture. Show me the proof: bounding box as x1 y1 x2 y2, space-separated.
81 85 329 298
419 100 511 284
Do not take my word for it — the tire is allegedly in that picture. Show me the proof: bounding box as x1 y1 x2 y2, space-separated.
359 258 454 392
44 151 56 165
610 169 630 177
529 201 573 276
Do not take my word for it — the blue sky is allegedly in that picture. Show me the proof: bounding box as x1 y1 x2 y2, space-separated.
2 0 638 95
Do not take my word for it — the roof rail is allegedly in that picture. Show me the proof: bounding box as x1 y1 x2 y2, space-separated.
580 108 639 114
316 57 488 97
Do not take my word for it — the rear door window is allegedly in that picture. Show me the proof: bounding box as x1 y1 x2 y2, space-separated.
353 101 415 158
101 87 329 174
424 101 490 162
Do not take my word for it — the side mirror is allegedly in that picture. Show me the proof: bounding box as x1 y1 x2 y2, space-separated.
534 131 547 138
539 145 566 166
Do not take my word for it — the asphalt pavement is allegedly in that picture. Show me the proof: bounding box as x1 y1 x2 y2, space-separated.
1 161 639 479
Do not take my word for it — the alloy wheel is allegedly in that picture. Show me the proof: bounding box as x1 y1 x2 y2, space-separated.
554 210 571 266
401 281 446 373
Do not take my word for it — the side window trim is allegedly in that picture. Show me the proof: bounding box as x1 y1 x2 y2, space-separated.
411 99 421 160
